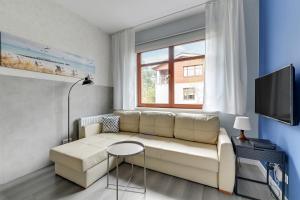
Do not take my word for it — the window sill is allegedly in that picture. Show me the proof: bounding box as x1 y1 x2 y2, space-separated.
135 107 219 114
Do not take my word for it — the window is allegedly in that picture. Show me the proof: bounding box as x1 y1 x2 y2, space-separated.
183 88 195 100
137 40 205 109
183 65 203 77
195 65 202 76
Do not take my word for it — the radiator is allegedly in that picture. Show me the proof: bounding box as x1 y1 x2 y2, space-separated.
78 113 113 128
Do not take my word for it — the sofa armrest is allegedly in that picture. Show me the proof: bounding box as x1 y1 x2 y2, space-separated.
78 113 113 139
217 128 235 193
79 123 101 139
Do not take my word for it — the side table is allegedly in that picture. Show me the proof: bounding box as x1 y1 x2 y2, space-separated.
106 141 146 200
231 137 286 200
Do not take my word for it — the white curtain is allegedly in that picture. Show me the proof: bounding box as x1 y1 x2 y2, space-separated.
203 0 247 115
112 29 136 110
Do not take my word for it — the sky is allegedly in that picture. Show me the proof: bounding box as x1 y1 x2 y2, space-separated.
141 40 205 64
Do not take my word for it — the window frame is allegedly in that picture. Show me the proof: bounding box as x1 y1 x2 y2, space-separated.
137 40 205 109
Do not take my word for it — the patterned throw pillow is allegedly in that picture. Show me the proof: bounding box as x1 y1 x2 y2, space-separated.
102 116 120 133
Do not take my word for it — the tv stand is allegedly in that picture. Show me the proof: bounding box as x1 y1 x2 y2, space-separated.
231 137 286 200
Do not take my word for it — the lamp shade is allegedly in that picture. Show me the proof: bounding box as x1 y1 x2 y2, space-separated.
234 116 251 131
82 75 94 85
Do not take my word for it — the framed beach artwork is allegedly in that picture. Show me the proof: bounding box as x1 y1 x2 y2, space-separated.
0 32 95 79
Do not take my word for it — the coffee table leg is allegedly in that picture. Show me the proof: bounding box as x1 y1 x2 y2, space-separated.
107 153 109 188
144 149 146 193
116 156 119 200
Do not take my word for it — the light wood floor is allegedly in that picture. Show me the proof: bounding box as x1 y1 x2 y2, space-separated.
0 163 275 200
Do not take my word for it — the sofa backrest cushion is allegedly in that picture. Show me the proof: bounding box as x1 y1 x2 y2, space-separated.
139 111 175 138
114 110 141 133
174 113 220 144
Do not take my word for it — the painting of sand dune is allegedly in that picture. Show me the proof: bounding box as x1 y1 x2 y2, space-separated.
0 32 95 78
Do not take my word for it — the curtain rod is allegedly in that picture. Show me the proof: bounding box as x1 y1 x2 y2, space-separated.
133 0 216 29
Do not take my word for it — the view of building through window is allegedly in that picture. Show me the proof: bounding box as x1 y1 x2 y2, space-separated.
138 40 205 108
174 57 205 105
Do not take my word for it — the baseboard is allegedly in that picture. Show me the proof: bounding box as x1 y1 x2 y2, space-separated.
239 158 288 200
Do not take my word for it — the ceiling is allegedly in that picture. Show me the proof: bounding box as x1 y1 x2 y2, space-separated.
53 0 208 33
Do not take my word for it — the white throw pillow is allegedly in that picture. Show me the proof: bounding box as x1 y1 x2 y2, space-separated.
102 116 120 133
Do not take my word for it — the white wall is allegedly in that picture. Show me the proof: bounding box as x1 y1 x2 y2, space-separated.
0 0 112 87
0 0 112 185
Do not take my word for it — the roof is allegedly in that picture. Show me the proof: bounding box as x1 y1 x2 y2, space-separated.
153 53 204 71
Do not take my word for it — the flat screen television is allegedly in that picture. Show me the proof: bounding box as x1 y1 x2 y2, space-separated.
255 65 298 125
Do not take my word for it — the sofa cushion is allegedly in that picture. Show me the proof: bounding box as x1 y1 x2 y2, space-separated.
174 113 220 145
139 111 175 138
49 132 135 172
95 132 137 141
114 110 140 133
130 134 219 173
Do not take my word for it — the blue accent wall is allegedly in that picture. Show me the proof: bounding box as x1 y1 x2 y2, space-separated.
260 0 300 199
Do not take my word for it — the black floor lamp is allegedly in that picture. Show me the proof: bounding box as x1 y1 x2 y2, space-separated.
67 75 94 143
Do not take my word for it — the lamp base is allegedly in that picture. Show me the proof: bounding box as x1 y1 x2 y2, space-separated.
236 130 248 141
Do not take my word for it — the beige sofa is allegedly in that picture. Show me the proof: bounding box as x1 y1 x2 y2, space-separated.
49 111 235 193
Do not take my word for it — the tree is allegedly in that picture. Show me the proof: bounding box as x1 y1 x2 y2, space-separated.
142 68 156 103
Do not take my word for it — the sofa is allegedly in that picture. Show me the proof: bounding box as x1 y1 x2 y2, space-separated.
49 111 235 193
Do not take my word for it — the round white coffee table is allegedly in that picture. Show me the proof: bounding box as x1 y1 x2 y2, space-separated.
106 141 146 200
